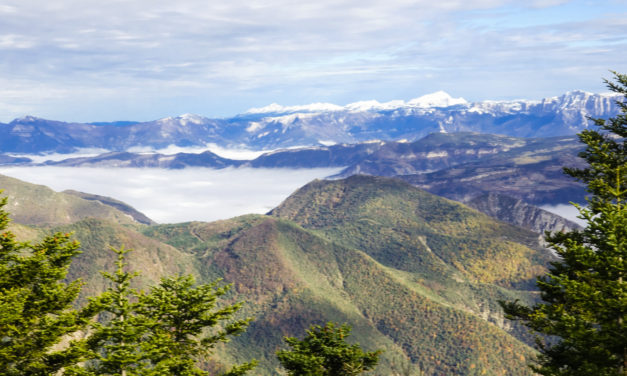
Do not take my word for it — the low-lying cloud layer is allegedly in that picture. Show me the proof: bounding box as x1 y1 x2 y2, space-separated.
0 166 342 223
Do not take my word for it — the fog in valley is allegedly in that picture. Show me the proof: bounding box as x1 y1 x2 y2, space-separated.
0 166 342 223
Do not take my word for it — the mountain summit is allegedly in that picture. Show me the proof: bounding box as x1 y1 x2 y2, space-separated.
245 91 468 114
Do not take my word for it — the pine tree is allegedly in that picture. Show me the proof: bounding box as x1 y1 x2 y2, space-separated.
277 322 381 376
72 247 150 376
0 192 101 375
137 275 256 376
71 248 255 376
501 71 627 376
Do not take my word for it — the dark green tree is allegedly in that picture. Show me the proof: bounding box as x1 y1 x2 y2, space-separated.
277 322 381 376
70 247 149 376
137 275 256 376
72 248 255 376
501 71 627 376
0 192 101 375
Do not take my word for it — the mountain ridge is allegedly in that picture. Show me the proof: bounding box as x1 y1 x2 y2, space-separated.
1 90 620 153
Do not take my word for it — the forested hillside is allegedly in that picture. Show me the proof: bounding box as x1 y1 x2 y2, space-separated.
0 173 558 374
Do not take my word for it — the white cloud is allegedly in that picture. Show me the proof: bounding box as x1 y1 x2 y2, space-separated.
123 143 271 160
529 0 571 8
0 166 342 223
0 0 625 121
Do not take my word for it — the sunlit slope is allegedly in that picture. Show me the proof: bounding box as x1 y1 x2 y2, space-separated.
145 212 543 374
270 175 552 288
0 174 141 226
47 218 198 302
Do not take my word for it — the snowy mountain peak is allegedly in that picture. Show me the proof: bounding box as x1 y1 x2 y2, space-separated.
407 91 468 108
345 99 406 112
245 91 468 115
246 102 344 114
156 113 209 126
246 103 284 114
537 90 622 114
177 113 208 124
10 115 44 124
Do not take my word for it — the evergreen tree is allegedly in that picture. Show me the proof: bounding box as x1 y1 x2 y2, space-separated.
0 192 101 375
72 248 255 376
277 322 381 376
137 275 256 376
501 71 627 375
71 247 149 376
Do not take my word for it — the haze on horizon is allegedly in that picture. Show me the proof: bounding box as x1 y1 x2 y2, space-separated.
1 0 626 123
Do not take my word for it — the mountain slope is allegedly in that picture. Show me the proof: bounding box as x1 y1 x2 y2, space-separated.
57 218 197 301
466 193 581 234
0 174 144 226
62 190 156 225
270 175 552 288
399 148 586 206
44 150 242 169
144 214 541 375
0 174 555 374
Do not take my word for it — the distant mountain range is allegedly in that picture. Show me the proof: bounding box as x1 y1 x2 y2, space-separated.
0 90 620 153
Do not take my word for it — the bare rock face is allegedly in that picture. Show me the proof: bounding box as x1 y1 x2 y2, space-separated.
466 192 581 235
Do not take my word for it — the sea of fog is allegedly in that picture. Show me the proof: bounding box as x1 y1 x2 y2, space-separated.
0 166 343 224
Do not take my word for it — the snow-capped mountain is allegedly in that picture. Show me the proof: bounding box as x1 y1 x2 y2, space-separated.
245 91 468 114
0 91 621 154
234 90 621 148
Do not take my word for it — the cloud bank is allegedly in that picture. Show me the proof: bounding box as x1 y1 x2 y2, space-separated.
0 166 342 223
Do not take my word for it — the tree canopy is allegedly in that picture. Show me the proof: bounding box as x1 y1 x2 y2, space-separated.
69 248 256 376
0 192 255 375
0 192 101 375
277 322 381 376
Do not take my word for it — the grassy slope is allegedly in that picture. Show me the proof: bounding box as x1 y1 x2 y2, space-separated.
56 218 199 302
145 216 539 375
269 175 550 289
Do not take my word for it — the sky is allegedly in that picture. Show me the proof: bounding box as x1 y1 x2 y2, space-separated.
1 0 627 122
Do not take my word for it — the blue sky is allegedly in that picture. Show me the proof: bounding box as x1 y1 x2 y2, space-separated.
1 0 626 122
